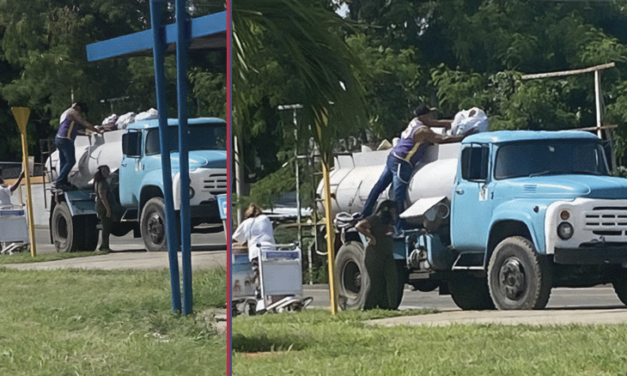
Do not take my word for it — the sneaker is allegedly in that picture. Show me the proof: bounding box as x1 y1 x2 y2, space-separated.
56 183 74 191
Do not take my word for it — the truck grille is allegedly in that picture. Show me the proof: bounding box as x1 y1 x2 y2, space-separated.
203 173 227 195
584 206 627 236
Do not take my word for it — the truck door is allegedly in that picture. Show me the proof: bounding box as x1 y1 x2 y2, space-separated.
119 130 142 207
451 144 492 252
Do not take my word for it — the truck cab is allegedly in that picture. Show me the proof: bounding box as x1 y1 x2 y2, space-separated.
120 117 227 251
329 130 627 311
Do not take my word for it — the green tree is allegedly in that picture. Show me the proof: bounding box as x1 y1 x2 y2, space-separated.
233 0 367 203
0 0 226 163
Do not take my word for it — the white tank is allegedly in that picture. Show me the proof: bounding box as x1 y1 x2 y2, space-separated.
46 130 125 189
316 143 461 218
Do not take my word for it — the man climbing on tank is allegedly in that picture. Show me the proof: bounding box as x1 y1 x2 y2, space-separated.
360 105 472 231
53 102 103 191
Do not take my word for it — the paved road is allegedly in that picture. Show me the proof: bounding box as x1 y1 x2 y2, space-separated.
303 284 627 326
304 284 625 311
3 225 227 271
33 225 227 254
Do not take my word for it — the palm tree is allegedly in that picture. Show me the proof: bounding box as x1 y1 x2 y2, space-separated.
233 0 367 313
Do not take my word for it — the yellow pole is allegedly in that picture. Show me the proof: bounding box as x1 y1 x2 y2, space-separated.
322 158 338 315
12 107 36 257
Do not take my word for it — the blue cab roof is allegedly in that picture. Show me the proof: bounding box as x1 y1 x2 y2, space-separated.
462 130 600 144
126 117 226 130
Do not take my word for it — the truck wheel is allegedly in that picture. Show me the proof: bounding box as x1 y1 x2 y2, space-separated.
448 275 495 310
141 197 168 252
51 202 80 253
488 236 552 310
612 272 627 306
335 241 368 310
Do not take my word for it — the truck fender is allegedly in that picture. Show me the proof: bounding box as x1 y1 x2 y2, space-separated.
139 184 164 214
138 171 166 211
485 204 546 268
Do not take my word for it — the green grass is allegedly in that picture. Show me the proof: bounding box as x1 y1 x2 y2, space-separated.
0 251 102 264
233 309 627 375
0 267 227 375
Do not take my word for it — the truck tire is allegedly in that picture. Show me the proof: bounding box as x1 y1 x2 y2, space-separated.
51 202 80 253
448 275 495 310
488 236 552 310
141 197 168 252
335 241 368 310
612 272 627 306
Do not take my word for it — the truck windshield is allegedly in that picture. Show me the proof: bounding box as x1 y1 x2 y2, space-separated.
145 123 227 155
494 139 609 179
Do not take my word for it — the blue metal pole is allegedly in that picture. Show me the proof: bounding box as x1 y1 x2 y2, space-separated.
176 0 193 316
150 0 181 313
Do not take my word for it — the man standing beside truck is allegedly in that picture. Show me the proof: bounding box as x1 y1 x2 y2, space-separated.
360 105 466 229
0 170 25 206
53 102 102 190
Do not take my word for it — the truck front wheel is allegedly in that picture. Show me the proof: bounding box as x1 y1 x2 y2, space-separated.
612 272 627 306
141 197 168 252
488 236 552 310
448 275 494 310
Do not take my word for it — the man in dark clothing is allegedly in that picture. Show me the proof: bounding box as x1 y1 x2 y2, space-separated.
54 102 102 190
355 200 399 309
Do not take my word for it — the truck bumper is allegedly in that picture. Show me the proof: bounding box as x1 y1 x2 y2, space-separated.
554 246 627 265
190 199 221 222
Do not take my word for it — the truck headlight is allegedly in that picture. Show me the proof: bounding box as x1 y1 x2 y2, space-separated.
557 222 574 240
189 187 195 199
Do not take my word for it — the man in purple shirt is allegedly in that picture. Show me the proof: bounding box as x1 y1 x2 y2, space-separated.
54 102 102 190
360 105 467 230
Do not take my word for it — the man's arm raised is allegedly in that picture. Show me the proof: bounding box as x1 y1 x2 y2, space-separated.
413 126 467 144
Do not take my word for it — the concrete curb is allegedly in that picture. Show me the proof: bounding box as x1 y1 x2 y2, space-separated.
368 308 627 327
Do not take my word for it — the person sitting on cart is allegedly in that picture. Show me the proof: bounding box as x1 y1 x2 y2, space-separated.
0 171 25 207
232 203 276 286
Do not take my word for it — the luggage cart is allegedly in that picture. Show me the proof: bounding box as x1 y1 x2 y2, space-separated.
231 246 258 316
256 243 313 313
0 205 30 255
231 243 313 315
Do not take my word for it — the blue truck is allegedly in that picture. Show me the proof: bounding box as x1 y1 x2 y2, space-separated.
326 130 627 310
48 117 227 252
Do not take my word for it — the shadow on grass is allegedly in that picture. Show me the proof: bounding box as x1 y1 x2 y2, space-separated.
233 333 309 353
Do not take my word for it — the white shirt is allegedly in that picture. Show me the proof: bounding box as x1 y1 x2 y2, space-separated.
232 214 276 260
0 186 12 207
60 108 80 123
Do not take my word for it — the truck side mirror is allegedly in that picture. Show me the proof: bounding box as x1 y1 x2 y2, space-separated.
461 146 489 181
122 132 141 157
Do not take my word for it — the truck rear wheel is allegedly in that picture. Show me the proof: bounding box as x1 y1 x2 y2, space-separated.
448 275 495 310
141 197 168 252
336 242 368 310
488 236 552 310
612 272 627 306
51 203 80 253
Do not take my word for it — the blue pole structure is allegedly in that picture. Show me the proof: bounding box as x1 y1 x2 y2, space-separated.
176 0 193 315
150 0 181 313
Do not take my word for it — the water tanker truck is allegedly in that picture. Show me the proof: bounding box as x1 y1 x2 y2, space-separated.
320 130 627 310
47 117 227 252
